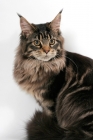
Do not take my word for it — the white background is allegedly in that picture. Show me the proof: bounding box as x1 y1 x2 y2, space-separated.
0 0 93 140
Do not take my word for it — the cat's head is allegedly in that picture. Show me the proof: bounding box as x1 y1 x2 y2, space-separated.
18 10 64 62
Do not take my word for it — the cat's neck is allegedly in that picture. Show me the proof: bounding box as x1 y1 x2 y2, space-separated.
22 57 66 75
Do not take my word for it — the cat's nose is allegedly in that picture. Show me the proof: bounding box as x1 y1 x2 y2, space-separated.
43 49 50 54
42 46 50 54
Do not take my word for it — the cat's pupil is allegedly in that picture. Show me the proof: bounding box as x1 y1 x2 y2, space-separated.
34 40 40 46
50 39 55 45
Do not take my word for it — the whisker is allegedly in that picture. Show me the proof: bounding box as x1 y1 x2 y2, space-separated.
65 56 78 73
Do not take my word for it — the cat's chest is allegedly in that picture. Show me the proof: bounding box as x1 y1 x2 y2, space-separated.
18 67 59 115
26 71 51 99
29 73 55 115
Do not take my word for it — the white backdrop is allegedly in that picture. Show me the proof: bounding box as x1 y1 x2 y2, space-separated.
0 0 93 140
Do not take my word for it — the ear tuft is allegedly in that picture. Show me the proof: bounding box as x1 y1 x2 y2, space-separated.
17 13 22 18
50 10 62 32
59 9 63 14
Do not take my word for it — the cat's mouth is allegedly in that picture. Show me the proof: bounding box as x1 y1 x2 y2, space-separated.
44 55 49 58
36 56 55 62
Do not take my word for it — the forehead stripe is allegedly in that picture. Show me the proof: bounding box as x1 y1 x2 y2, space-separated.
37 31 54 40
40 32 44 39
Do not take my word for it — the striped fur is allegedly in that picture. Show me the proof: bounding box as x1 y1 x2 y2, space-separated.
13 11 93 139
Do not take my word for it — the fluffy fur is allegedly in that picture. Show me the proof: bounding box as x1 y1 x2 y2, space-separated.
13 11 93 140
26 111 93 140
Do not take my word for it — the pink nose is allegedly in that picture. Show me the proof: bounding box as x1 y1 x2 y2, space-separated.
42 48 50 54
43 50 50 54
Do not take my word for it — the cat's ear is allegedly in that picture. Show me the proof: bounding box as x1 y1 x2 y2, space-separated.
50 10 62 32
17 14 35 37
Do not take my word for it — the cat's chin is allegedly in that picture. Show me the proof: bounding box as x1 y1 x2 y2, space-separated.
35 56 55 62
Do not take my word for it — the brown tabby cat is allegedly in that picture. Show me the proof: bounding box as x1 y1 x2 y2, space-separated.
13 10 93 140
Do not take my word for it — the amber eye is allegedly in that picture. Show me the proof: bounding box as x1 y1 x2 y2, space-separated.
34 40 41 46
49 39 55 45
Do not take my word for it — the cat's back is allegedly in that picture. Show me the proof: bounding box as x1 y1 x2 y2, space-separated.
56 51 93 130
66 51 93 68
66 51 93 73
65 51 93 85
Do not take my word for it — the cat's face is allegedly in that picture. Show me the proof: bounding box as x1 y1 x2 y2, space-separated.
19 10 64 62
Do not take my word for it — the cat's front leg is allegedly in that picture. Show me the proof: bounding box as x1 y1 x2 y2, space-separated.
35 95 55 116
41 100 55 117
34 88 56 117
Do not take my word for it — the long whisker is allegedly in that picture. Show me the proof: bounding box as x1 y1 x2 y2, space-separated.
65 56 78 73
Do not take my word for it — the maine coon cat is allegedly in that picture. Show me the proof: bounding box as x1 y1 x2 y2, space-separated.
13 10 93 140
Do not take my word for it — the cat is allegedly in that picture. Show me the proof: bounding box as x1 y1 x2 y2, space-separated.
13 10 93 140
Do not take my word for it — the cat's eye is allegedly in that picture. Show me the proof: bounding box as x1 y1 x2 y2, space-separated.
49 39 55 45
34 40 41 46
